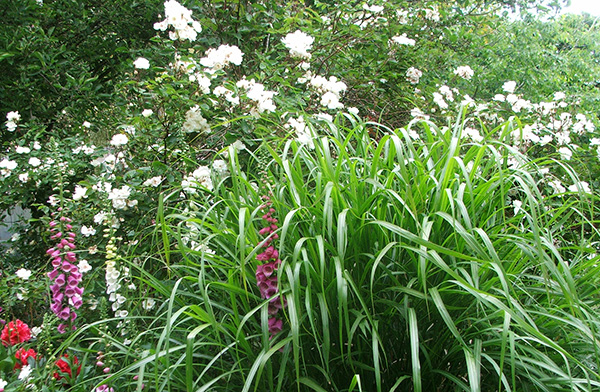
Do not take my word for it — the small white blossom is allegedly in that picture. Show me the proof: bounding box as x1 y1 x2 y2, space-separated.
94 212 108 224
502 81 517 94
81 225 96 237
569 181 592 194
133 57 150 69
28 157 41 167
348 107 359 115
406 67 422 84
18 365 32 381
48 195 59 206
110 133 129 146
200 45 244 69
558 146 572 160
282 30 315 59
182 106 211 133
363 4 384 13
141 298 156 310
142 109 153 117
143 176 163 187
390 33 416 46
78 259 92 273
31 326 43 338
212 160 228 176
454 65 474 80
16 146 31 154
16 268 32 280
72 185 87 201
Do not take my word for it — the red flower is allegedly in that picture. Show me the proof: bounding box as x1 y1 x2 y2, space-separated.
14 347 37 369
1 319 31 346
53 354 81 382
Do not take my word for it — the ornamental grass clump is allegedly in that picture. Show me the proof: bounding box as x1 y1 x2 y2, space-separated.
46 212 84 333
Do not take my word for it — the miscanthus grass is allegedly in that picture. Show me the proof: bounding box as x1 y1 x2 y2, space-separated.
114 111 600 392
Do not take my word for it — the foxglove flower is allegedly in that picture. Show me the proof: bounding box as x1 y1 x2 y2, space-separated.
255 194 286 337
47 213 84 333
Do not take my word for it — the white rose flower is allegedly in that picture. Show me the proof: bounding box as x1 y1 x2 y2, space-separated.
133 57 150 69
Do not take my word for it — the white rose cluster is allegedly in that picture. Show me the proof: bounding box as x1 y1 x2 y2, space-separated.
304 74 347 110
281 30 315 60
200 44 244 71
389 33 415 46
0 158 17 177
213 85 240 106
236 78 277 116
454 65 474 80
108 185 136 210
406 67 423 84
181 165 214 194
143 176 163 187
5 111 20 132
72 185 88 201
182 106 211 133
154 0 202 42
110 133 129 147
285 116 315 149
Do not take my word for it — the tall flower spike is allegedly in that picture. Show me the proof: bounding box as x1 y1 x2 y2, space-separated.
255 188 286 338
46 211 84 333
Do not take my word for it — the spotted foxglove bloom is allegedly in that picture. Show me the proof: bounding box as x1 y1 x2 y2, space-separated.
47 214 84 333
255 193 286 337
454 65 474 80
133 57 150 69
281 30 315 60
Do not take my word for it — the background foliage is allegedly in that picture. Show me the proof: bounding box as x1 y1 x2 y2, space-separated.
1 0 600 391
